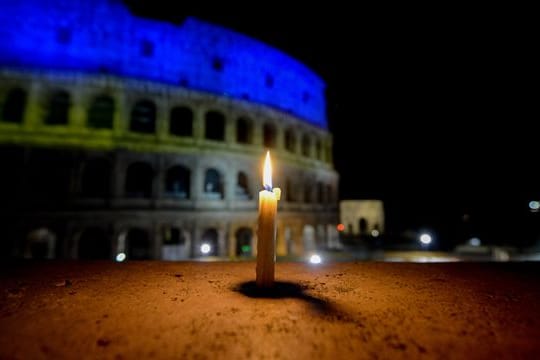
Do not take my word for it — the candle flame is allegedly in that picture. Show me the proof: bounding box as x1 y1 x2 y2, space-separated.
263 151 272 190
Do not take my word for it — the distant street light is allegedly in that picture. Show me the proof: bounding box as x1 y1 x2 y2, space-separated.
419 233 432 245
309 254 322 264
200 243 211 254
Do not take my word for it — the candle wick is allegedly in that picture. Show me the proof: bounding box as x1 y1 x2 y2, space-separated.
264 185 272 192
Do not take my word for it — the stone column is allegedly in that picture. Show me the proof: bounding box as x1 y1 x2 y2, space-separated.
252 122 262 146
275 123 284 150
224 165 234 209
23 81 42 129
191 226 201 258
153 154 165 207
113 92 125 136
225 114 235 145
153 222 162 260
69 91 85 129
192 162 203 207
193 107 205 142
156 99 168 141
228 224 236 258
218 226 227 257
111 151 125 201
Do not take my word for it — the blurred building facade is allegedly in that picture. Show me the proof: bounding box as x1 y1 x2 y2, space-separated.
0 0 338 260
340 200 384 236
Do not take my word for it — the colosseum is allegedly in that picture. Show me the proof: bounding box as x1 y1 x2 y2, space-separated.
0 0 339 261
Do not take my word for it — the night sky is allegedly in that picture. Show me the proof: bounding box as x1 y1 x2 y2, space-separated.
124 3 538 247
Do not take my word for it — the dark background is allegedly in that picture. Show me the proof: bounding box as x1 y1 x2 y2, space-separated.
124 3 538 248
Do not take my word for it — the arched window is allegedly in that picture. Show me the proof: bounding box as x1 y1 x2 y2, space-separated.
326 185 333 203
81 158 110 197
130 99 156 133
359 218 368 235
88 95 114 129
205 110 225 141
263 123 276 148
127 228 151 260
26 228 56 259
125 162 153 198
317 182 324 203
163 226 185 246
301 134 311 157
236 172 250 199
285 178 294 202
170 106 193 137
236 117 252 144
2 87 27 123
284 128 296 153
326 144 332 163
78 227 110 260
315 139 322 160
165 165 190 199
204 168 223 199
304 184 312 203
45 90 70 125
235 227 253 257
200 228 218 256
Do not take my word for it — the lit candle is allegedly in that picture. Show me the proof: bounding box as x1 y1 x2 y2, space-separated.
256 151 280 288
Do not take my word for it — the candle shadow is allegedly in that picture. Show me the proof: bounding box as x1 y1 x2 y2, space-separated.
234 281 337 316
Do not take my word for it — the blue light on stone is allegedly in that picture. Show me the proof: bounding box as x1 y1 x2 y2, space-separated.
0 0 327 127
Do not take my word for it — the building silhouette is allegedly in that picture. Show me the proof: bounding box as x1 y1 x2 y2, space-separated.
0 0 338 260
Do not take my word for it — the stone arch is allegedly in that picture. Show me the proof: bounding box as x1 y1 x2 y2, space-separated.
284 127 297 153
303 183 313 204
200 228 219 256
81 157 111 198
125 162 153 198
284 177 299 202
2 87 27 123
161 225 190 260
78 227 110 260
359 218 368 235
87 94 114 129
316 182 325 203
326 184 333 203
126 228 152 260
25 227 56 259
203 168 224 199
302 224 316 254
45 89 70 125
236 171 251 199
165 165 190 199
301 133 311 157
130 99 156 133
205 110 225 141
235 227 253 257
315 138 322 160
263 122 277 148
170 105 193 136
236 116 253 144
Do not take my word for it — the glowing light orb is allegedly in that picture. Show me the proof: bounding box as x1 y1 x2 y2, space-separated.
529 201 540 211
336 223 345 232
371 229 380 237
200 243 211 254
115 252 126 262
469 237 481 246
309 254 322 264
419 233 432 245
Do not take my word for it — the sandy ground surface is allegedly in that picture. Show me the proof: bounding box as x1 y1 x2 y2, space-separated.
1 261 540 359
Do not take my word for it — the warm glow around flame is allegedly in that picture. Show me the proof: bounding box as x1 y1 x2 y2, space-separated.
263 151 272 190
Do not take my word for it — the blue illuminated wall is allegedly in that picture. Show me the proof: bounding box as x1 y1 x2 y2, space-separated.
0 0 327 127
